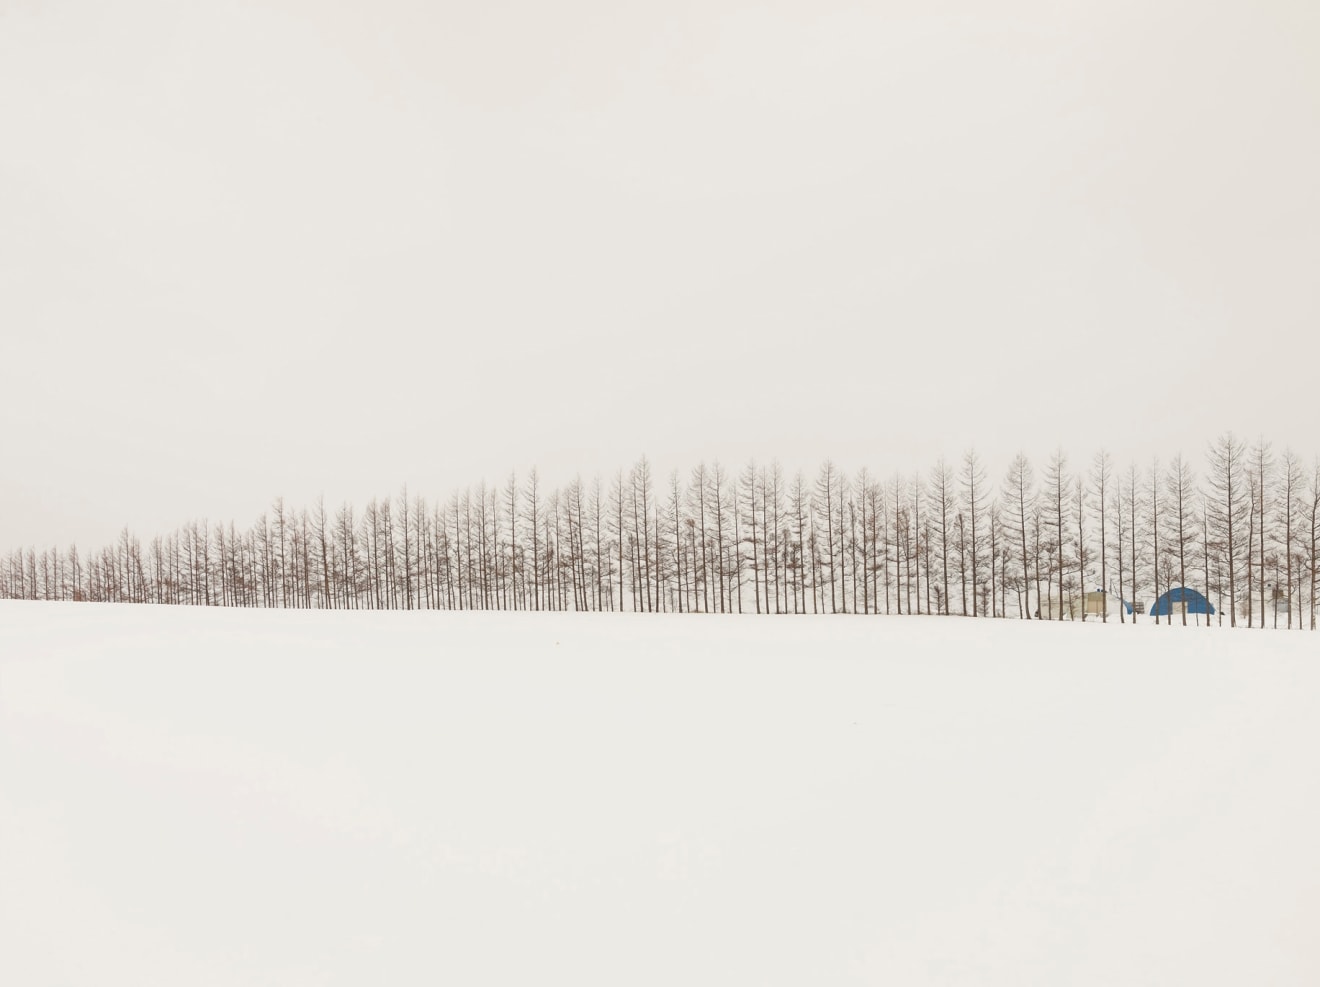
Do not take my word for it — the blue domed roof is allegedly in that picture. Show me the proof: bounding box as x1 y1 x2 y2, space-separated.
1150 586 1215 616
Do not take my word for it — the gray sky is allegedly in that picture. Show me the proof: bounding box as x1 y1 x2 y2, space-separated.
3 0 1317 550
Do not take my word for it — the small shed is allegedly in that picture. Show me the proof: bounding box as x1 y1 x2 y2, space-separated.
1040 590 1133 620
1083 590 1134 617
1150 586 1215 617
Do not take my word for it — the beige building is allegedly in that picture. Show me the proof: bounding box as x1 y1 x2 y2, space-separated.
1039 590 1133 620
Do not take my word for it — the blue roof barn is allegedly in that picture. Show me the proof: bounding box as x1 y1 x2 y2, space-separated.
1150 586 1215 617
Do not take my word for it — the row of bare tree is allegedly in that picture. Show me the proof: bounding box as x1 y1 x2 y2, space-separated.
4 435 1318 627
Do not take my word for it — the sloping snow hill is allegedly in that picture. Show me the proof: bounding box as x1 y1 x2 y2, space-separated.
2 602 1318 986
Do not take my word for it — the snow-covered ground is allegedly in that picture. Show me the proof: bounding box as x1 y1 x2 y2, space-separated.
2 603 1318 986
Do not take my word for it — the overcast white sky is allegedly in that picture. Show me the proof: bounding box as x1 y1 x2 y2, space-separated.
2 0 1317 550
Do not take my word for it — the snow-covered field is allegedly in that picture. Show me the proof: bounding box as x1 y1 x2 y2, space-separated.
2 603 1318 986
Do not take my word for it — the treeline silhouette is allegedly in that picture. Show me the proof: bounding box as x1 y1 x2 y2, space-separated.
4 435 1318 628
